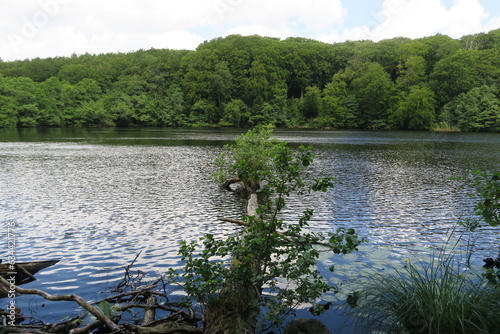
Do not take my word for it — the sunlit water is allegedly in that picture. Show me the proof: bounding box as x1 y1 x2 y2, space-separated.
1 128 499 331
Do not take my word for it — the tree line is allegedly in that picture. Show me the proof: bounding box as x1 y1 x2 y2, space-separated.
0 29 499 131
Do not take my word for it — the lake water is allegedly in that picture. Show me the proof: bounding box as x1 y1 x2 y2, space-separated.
1 128 499 331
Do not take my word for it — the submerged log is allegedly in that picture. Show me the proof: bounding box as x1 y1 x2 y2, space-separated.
124 322 203 334
0 260 60 298
0 260 59 283
0 276 120 333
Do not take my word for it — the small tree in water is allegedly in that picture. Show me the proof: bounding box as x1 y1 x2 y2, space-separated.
171 125 365 333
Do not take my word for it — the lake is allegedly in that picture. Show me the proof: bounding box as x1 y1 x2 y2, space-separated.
1 127 499 331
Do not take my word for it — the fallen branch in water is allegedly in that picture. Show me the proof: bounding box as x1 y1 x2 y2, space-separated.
0 252 203 334
0 276 120 332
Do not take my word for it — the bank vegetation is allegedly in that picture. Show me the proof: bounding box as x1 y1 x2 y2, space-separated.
0 30 499 131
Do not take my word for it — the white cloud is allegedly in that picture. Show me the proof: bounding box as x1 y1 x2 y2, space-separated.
1 0 212 60
0 0 499 61
224 24 293 40
487 15 500 31
347 0 491 42
318 0 499 44
225 0 346 30
148 31 205 50
216 0 347 43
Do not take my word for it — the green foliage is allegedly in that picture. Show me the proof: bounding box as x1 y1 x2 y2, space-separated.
172 127 365 330
300 86 322 120
430 49 500 109
92 301 122 323
0 30 499 130
219 99 249 127
98 301 112 316
456 170 500 229
468 171 500 228
320 74 356 128
352 253 500 334
454 170 500 289
349 62 393 128
396 56 427 88
393 85 436 130
212 124 279 187
430 121 461 132
161 84 188 127
441 85 500 132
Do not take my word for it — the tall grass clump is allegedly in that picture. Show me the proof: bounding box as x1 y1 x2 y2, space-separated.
430 121 461 132
351 251 500 334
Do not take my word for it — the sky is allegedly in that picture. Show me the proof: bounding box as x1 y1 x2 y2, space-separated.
1 0 499 62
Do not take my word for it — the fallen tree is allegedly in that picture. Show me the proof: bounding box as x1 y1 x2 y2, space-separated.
0 255 201 334
172 125 365 333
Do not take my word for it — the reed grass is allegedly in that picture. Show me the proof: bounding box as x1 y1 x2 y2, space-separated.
430 121 461 132
350 252 500 333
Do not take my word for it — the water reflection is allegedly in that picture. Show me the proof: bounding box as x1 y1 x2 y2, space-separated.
0 128 499 325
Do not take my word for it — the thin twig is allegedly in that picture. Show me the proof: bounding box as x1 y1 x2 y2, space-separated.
114 251 143 292
93 286 166 305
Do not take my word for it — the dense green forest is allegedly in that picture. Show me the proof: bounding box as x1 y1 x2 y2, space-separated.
1 30 500 130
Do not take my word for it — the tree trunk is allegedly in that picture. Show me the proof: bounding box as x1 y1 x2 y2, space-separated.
203 182 262 334
203 284 260 334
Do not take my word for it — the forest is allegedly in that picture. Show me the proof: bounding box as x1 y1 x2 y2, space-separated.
0 29 499 131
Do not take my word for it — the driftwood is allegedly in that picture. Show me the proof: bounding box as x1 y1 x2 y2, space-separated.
0 275 120 332
143 295 157 325
0 255 201 334
0 260 60 284
124 322 203 334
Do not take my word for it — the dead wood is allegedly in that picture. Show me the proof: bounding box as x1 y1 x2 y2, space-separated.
94 287 166 305
124 321 203 334
0 276 120 332
142 296 157 325
246 193 259 217
67 321 101 334
3 327 45 333
46 312 87 333
222 178 243 191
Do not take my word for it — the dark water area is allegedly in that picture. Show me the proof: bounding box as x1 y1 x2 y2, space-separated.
1 127 499 332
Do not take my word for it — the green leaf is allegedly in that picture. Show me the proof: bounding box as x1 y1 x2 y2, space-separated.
98 301 112 316
110 303 123 316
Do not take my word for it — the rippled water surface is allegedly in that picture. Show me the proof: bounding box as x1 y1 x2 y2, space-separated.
1 128 499 328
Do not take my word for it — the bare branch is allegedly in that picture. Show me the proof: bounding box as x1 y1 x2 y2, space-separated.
0 276 120 332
